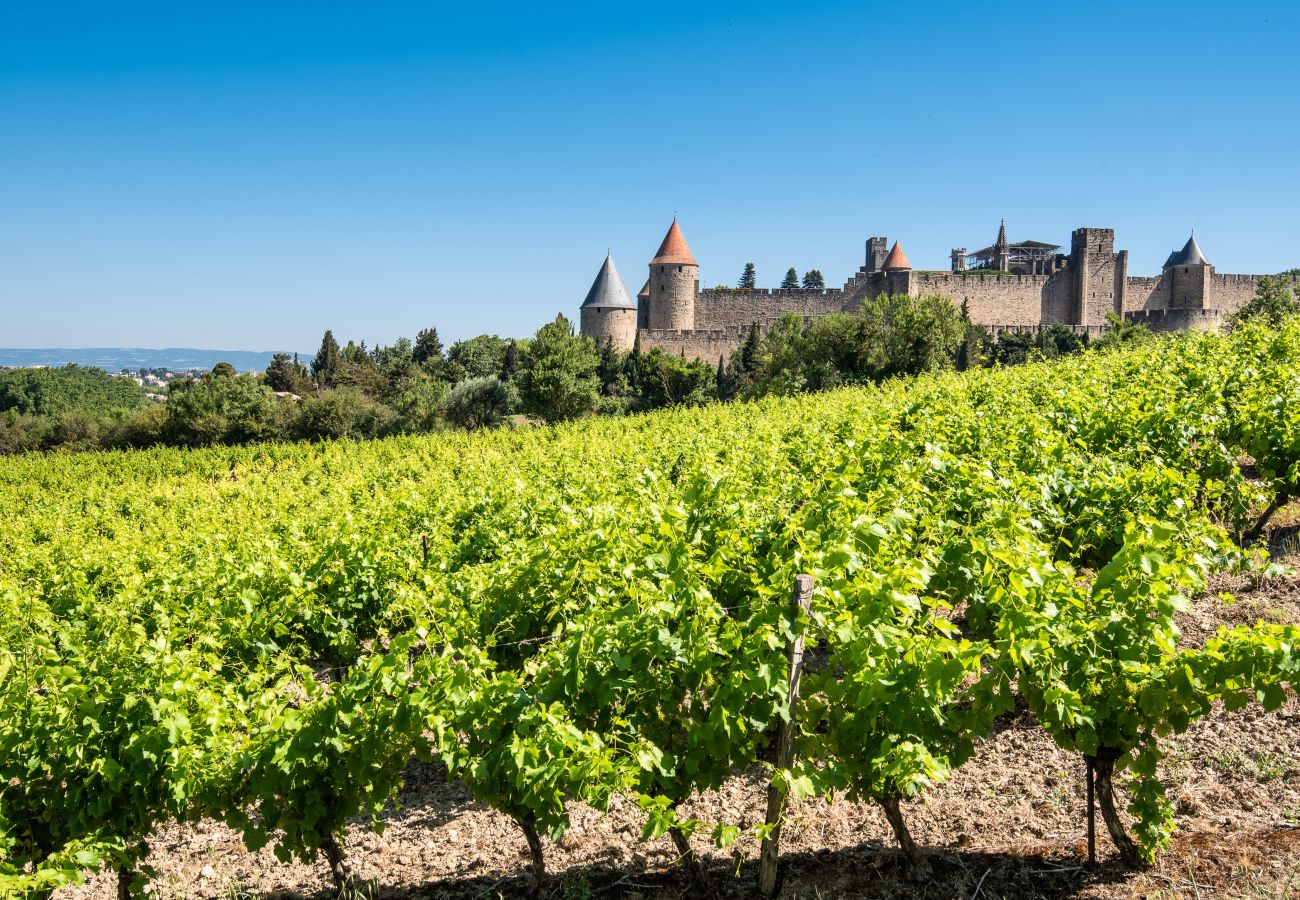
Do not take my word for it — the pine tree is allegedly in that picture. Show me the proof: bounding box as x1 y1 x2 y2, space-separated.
413 327 445 377
781 268 799 290
311 330 341 389
738 262 757 290
802 269 825 289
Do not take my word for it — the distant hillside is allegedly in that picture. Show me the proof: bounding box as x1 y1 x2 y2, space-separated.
0 348 305 372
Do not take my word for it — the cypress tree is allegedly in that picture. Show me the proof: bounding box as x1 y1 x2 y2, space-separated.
740 322 761 373
780 268 799 289
311 329 341 389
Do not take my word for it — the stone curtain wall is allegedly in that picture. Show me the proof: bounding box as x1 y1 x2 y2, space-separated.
906 273 1061 326
1122 276 1167 312
640 324 757 365
1205 274 1299 315
693 289 847 329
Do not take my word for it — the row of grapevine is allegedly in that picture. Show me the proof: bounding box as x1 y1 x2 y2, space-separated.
2 322 1300 895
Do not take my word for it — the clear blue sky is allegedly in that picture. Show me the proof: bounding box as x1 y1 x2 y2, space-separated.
2 1 1297 352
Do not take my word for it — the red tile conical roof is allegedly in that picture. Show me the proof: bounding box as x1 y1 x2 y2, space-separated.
649 219 698 266
881 241 912 271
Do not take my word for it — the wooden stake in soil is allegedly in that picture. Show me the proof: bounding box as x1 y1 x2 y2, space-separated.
1086 755 1096 866
758 573 814 898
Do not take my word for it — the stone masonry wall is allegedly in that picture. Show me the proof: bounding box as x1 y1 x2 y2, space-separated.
1122 276 1168 312
693 288 848 329
905 272 1059 326
1205 274 1290 316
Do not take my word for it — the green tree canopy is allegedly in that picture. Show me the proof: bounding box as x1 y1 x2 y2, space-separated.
630 347 716 409
0 365 146 417
802 269 825 289
165 373 277 445
858 293 966 379
412 328 445 375
443 376 512 430
264 353 313 395
780 268 800 289
447 335 509 382
516 314 600 423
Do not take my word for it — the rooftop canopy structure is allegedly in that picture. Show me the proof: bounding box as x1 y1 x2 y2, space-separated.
959 220 1062 275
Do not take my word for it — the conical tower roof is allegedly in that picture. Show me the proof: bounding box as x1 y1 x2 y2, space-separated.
996 219 1008 247
581 254 636 310
637 279 650 300
649 219 698 266
1164 233 1211 268
881 241 912 271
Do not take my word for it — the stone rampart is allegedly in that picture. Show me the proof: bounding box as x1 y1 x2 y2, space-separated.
906 272 1057 327
1122 276 1167 312
693 288 848 329
1126 308 1224 333
987 323 1107 340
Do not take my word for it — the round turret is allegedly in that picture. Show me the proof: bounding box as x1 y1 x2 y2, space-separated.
579 254 637 352
647 219 698 331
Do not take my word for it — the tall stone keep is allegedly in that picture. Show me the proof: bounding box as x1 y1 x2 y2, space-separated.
1165 234 1212 309
648 219 698 330
866 237 889 273
1070 227 1121 326
579 253 638 352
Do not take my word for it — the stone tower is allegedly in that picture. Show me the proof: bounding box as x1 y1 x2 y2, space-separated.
579 253 638 352
866 236 889 273
1165 234 1213 309
1070 228 1120 326
880 241 913 295
951 247 967 272
648 219 698 330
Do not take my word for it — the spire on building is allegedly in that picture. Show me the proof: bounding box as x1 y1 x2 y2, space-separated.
580 253 636 309
881 241 912 271
649 218 698 266
996 219 1008 247
1163 233 1212 268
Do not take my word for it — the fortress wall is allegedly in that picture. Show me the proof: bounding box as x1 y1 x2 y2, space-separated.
693 288 846 329
1206 274 1274 315
910 273 1051 326
1126 308 1224 333
639 325 752 365
1041 270 1076 324
1123 276 1168 312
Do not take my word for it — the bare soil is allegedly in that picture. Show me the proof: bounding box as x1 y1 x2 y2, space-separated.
62 567 1300 900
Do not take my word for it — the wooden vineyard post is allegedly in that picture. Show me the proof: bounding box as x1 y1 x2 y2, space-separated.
758 573 815 898
1086 755 1096 866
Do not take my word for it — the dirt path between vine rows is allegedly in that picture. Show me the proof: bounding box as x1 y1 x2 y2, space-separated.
62 570 1300 900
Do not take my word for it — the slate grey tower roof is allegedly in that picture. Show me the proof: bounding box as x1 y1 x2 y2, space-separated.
580 253 636 309
1164 234 1212 268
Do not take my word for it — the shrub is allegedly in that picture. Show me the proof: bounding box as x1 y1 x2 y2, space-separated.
443 377 511 430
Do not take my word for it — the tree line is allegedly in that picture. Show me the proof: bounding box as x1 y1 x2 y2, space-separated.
4 275 1296 456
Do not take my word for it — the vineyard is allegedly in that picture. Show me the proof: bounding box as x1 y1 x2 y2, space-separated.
3 323 1300 898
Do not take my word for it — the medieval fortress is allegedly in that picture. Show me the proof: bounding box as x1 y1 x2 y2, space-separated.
578 220 1291 364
